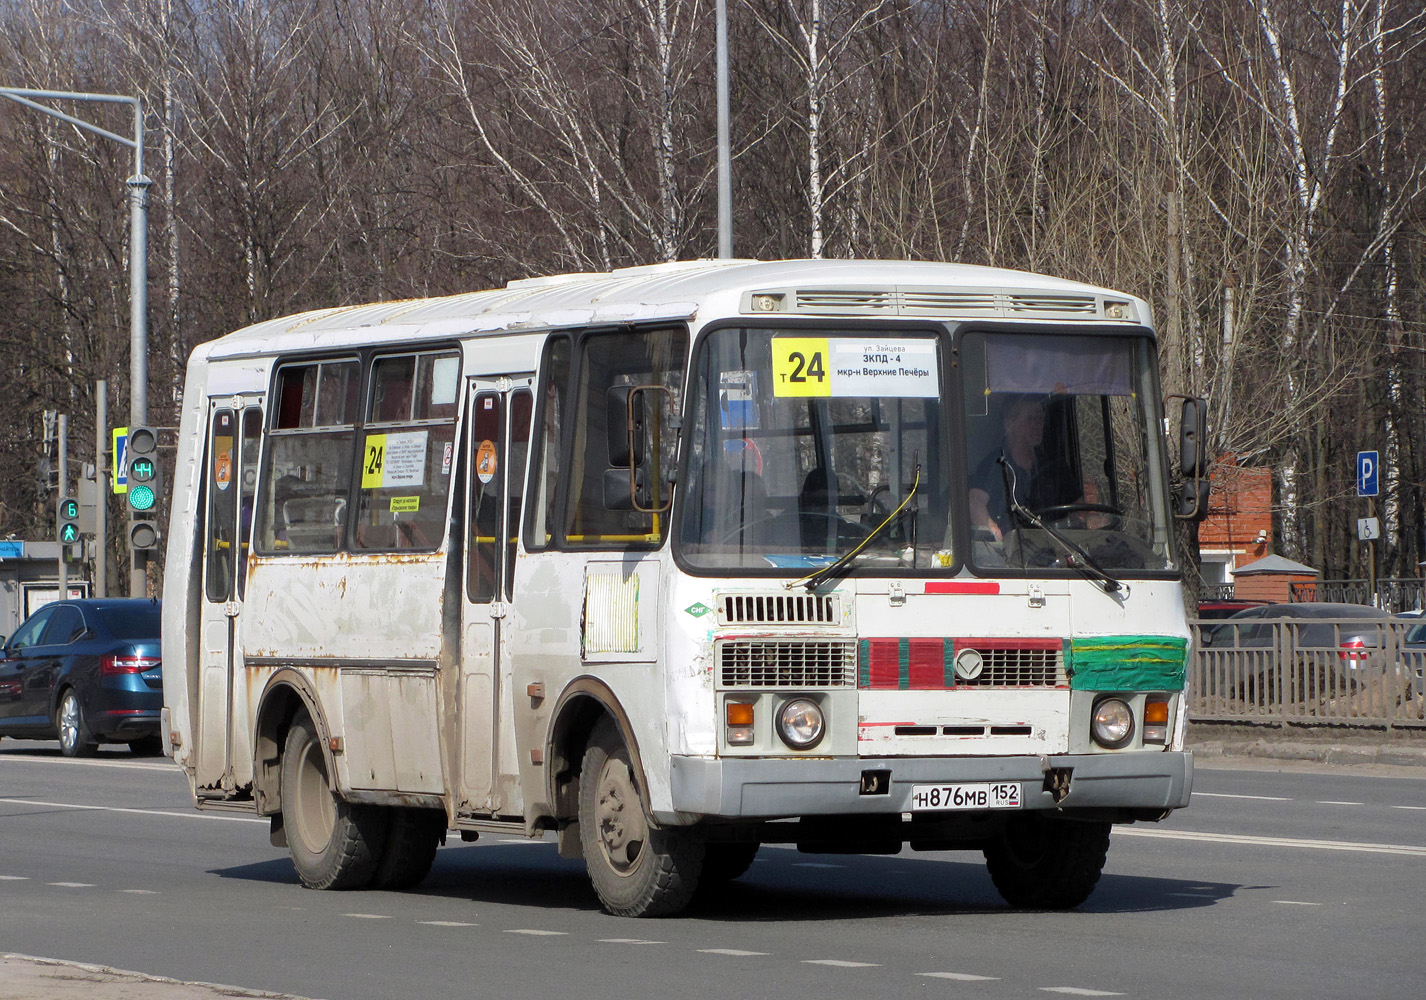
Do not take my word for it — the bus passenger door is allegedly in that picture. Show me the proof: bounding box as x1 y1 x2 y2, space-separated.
195 400 263 795
458 380 533 816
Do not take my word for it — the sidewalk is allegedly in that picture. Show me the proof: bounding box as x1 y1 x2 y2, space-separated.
0 955 324 1000
1187 720 1426 769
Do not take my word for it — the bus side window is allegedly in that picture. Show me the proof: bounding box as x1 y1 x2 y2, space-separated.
355 350 461 551
467 392 502 603
257 359 360 555
526 337 571 551
205 409 237 602
506 390 533 599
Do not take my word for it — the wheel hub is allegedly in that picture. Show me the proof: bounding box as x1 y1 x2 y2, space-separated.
595 756 646 874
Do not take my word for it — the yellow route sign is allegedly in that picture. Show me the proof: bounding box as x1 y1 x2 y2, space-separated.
771 337 830 397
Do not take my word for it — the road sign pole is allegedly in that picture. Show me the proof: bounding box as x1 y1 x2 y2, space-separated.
58 414 67 596
96 381 107 598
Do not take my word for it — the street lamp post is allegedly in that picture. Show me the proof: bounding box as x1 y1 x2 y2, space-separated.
0 87 151 595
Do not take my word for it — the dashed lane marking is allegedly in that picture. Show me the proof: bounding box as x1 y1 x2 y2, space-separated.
600 938 665 945
504 929 567 936
0 876 29 881
1194 792 1291 801
1391 805 1426 811
1315 800 1364 806
1040 988 1124 996
791 862 844 868
0 756 176 772
46 882 94 888
119 889 159 894
1115 826 1426 856
699 949 769 956
343 913 392 919
1273 900 1323 906
919 973 999 982
0 796 266 824
419 921 478 927
803 960 880 968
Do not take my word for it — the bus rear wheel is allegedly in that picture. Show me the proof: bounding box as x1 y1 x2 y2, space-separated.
578 718 702 917
281 714 387 890
370 807 445 890
983 814 1110 910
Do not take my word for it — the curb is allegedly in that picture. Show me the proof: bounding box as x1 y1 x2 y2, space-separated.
1189 740 1426 768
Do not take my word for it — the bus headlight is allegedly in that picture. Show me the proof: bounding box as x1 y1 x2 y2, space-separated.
1091 697 1134 749
776 697 825 750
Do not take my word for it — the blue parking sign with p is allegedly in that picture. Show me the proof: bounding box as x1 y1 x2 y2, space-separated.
1357 451 1379 497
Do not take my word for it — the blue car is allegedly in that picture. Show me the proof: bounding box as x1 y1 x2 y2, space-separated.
0 598 162 756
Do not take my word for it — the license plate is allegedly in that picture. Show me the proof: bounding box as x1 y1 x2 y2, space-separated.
910 782 1021 811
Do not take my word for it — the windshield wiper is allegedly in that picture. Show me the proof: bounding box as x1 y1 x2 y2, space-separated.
999 456 1123 595
789 466 921 592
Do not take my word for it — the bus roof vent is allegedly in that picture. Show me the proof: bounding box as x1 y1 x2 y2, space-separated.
794 289 897 313
900 290 1000 315
717 592 840 626
1006 293 1099 316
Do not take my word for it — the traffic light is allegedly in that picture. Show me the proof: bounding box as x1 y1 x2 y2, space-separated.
125 426 162 551
57 495 81 545
125 426 162 513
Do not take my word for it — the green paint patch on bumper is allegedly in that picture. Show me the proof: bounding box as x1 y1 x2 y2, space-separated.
1068 636 1187 691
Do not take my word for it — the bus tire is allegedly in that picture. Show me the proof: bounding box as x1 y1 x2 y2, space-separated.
701 842 759 884
369 807 444 891
281 714 387 890
578 718 702 917
983 815 1110 910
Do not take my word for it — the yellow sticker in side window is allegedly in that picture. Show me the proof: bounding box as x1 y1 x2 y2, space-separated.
771 338 831 397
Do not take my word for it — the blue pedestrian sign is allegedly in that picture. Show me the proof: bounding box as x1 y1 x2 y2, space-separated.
1357 451 1379 497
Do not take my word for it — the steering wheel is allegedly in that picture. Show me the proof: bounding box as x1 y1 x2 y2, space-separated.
1032 502 1123 530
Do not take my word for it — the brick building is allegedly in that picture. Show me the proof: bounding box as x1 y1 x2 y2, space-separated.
1197 455 1274 595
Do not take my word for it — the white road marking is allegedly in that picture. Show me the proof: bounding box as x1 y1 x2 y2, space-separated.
118 889 158 895
47 882 94 888
1194 792 1291 801
1040 988 1123 996
599 938 665 945
343 913 392 919
803 960 880 968
792 862 844 868
1391 805 1426 811
0 756 177 772
699 949 768 956
504 929 567 936
919 972 999 982
1164 892 1215 897
1273 900 1322 906
420 921 477 927
1115 826 1426 856
1315 800 1364 806
0 875 29 881
0 796 265 824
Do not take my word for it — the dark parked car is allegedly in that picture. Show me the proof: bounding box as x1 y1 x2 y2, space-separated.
0 598 162 756
1399 620 1426 699
1199 602 1394 699
1194 599 1270 639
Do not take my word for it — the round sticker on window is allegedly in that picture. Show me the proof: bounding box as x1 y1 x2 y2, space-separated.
476 440 498 484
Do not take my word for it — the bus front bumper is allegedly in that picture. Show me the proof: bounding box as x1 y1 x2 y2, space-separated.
664 749 1192 823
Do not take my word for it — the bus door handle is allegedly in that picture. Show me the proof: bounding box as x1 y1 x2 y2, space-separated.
488 602 507 620
224 602 241 618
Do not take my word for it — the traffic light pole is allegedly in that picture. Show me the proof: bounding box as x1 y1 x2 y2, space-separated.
58 415 68 597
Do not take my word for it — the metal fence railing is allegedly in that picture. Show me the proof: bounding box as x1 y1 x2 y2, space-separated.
1289 578 1425 613
1188 617 1426 728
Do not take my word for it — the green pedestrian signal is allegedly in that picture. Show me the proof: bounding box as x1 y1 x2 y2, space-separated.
57 495 81 544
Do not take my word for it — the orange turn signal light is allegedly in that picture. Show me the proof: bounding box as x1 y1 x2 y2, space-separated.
726 702 755 726
1144 699 1169 725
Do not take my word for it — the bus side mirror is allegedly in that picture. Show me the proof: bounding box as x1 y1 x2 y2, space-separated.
1179 397 1207 478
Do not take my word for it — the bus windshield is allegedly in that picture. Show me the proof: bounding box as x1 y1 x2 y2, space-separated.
961 331 1176 575
679 327 947 572
678 326 1176 577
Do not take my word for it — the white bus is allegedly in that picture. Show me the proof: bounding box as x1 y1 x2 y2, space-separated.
162 259 1206 917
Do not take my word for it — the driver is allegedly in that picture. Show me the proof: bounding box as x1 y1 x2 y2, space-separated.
969 393 1083 540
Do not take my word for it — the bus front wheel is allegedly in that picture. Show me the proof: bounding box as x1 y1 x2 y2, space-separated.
578 718 702 917
281 713 387 890
983 814 1110 909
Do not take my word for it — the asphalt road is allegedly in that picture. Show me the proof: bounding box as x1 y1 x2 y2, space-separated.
1 739 1423 1000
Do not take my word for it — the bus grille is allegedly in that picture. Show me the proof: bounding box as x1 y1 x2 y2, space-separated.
956 644 1067 687
717 592 840 626
718 640 858 688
